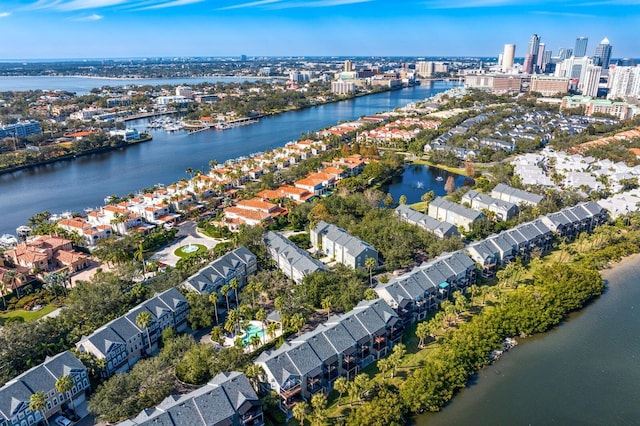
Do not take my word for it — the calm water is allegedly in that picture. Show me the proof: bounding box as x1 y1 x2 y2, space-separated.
417 258 640 426
383 164 472 203
0 81 458 234
0 76 260 95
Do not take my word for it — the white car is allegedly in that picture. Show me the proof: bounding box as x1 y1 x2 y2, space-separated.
53 415 72 426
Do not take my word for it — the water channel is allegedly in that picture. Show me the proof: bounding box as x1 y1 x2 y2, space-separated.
0 80 458 234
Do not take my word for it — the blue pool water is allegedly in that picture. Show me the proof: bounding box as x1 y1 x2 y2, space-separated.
241 324 265 346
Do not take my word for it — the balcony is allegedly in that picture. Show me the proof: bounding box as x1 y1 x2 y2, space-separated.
307 376 323 394
241 409 265 426
281 383 302 399
373 335 387 352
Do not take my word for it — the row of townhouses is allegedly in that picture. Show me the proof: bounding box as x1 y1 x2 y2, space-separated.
255 299 402 413
490 183 545 206
461 190 519 221
310 221 379 269
395 204 460 239
375 251 477 326
180 247 257 297
263 231 326 284
75 288 189 378
119 372 263 426
0 351 90 426
428 197 487 230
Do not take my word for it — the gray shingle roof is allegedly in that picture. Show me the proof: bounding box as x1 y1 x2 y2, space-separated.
264 231 326 280
313 221 378 258
490 183 545 205
395 205 459 238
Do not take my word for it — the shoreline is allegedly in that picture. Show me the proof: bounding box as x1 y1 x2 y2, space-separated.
599 251 640 280
0 134 152 176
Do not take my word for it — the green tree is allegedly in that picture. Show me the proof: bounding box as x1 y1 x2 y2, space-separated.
175 344 214 385
229 277 240 307
136 311 153 353
310 392 328 426
364 288 378 300
221 284 231 313
292 401 309 425
365 257 376 286
333 376 349 407
416 321 433 348
208 292 220 325
55 374 75 410
29 391 49 426
321 296 333 322
399 194 407 205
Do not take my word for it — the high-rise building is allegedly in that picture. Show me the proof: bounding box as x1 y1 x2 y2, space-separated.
536 43 546 70
502 44 516 72
554 56 593 81
524 54 535 74
416 61 435 78
581 65 602 97
344 59 354 72
593 38 613 69
574 37 589 57
607 65 640 100
530 75 570 96
528 34 541 67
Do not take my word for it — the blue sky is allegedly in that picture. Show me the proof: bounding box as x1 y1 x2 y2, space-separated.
0 0 638 59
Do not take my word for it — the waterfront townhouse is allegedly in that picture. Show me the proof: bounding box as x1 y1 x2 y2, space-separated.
223 198 287 230
0 351 89 426
375 251 477 325
428 197 486 231
58 217 112 247
4 235 89 273
395 204 459 239
490 183 545 207
540 201 607 241
255 299 401 413
462 190 518 221
75 288 189 378
119 372 264 426
257 185 315 204
310 221 378 269
100 205 146 235
294 172 336 196
263 231 326 284
181 247 257 299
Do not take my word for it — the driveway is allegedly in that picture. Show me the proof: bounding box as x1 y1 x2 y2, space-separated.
151 221 220 267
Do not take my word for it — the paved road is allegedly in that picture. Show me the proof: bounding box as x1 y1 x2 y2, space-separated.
150 220 219 267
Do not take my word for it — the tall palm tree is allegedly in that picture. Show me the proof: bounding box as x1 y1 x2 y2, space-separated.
208 292 220 325
229 277 240 307
225 308 240 336
266 322 278 342
29 391 49 426
55 374 75 411
134 242 147 275
3 270 19 300
321 297 333 322
365 257 376 286
0 279 7 310
136 311 154 353
221 284 231 313
292 401 308 426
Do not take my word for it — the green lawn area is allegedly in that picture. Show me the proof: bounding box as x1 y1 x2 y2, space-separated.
0 304 58 324
412 159 467 176
409 201 429 212
173 244 208 258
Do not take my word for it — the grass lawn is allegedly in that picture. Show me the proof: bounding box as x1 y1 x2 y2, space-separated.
412 159 467 176
0 304 58 324
409 201 429 212
174 244 208 258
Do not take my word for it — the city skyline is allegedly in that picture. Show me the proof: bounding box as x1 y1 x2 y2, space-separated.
0 0 638 60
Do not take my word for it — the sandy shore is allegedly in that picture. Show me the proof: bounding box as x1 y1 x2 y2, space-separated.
600 251 640 280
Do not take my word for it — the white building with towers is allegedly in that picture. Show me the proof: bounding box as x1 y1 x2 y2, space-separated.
502 44 515 73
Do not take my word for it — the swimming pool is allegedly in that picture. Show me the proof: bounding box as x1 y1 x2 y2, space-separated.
241 324 265 346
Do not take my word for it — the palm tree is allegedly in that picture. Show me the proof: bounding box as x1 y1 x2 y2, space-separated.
416 322 431 348
244 364 264 391
221 284 231 313
29 391 49 426
255 308 267 343
321 297 333 322
136 311 154 353
333 376 348 407
310 393 327 426
250 334 262 349
0 279 7 310
226 308 240 336
292 401 308 425
229 277 240 307
3 270 19 300
208 292 220 325
377 357 392 378
55 374 75 411
266 322 279 341
134 242 147 275
365 257 376 286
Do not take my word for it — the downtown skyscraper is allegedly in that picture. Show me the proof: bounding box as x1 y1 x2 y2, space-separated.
574 37 589 57
594 38 613 69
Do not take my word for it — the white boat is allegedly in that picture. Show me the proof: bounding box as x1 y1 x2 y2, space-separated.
435 176 444 182
0 234 18 247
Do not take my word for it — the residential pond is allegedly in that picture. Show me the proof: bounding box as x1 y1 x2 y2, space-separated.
382 164 473 204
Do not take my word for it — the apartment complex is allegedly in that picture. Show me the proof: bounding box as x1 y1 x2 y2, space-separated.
461 190 519 221
0 351 89 426
428 197 486 230
490 183 545 207
310 222 378 269
255 299 401 413
394 204 459 239
119 372 263 426
181 247 257 296
264 231 326 284
75 288 189 378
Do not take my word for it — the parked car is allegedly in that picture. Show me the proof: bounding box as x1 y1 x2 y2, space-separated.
53 415 72 426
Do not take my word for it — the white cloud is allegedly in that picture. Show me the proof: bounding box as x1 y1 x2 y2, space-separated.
217 0 282 10
74 13 104 20
134 0 205 10
0 12 11 17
